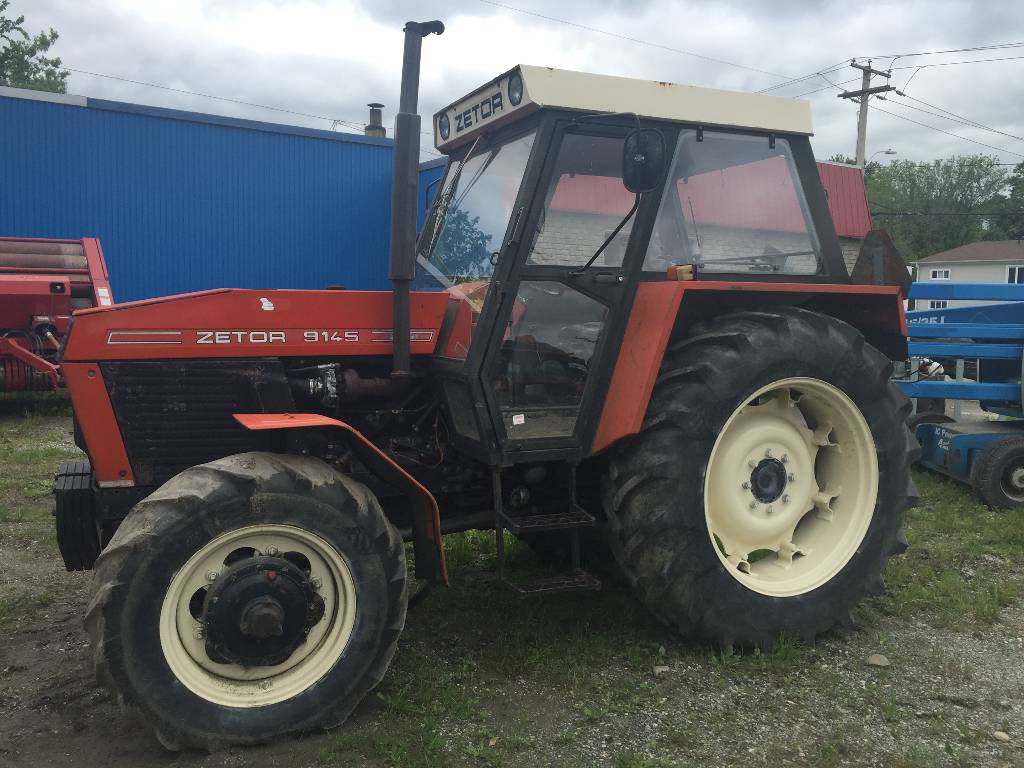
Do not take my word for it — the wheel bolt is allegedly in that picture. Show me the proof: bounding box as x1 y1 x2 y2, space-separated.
782 494 790 503
781 454 789 464
765 448 773 458
741 482 750 490
311 576 323 590
748 501 757 510
193 627 204 640
205 571 218 582
766 505 774 514
266 546 279 556
748 460 757 469
788 473 796 483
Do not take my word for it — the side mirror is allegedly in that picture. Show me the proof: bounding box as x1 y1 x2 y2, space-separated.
623 128 666 193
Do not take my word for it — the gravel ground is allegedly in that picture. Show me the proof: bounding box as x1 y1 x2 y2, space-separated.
1 408 1022 768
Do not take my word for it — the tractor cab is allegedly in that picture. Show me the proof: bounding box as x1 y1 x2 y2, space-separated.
417 65 849 465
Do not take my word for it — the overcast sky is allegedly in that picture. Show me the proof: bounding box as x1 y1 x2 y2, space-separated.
11 0 1024 166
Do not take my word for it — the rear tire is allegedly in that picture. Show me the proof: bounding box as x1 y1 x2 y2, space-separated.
85 452 406 751
603 308 917 647
969 437 1024 508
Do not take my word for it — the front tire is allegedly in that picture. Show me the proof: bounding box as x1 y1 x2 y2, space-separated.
85 452 406 751
604 308 916 646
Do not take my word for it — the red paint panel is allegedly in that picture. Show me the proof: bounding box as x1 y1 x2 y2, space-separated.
62 363 134 485
591 282 686 454
235 413 447 583
590 280 905 454
63 289 449 362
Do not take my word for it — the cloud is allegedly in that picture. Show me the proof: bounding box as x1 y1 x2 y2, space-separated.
7 0 1024 165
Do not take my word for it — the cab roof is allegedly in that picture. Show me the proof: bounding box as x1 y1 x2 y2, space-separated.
433 65 814 152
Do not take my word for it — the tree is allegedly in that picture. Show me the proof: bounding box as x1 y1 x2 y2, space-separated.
866 156 1008 261
433 207 494 282
987 161 1024 241
0 0 68 93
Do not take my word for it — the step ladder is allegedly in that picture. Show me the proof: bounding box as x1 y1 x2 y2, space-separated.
491 466 601 595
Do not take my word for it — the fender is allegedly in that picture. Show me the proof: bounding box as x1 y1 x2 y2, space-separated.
233 412 447 584
591 280 907 455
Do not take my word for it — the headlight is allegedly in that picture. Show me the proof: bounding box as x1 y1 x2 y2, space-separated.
508 72 524 106
438 112 450 140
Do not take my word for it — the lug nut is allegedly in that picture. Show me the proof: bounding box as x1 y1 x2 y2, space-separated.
788 473 796 483
748 460 757 469
782 494 790 503
766 505 774 514
193 627 204 640
748 501 757 510
311 576 323 590
765 448 773 458
205 571 218 582
266 546 279 556
741 482 750 490
781 454 789 464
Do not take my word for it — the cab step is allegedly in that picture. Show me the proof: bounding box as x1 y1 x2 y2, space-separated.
498 504 594 534
501 569 601 596
491 465 601 598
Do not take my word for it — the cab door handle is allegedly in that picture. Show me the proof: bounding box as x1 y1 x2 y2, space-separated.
592 272 624 285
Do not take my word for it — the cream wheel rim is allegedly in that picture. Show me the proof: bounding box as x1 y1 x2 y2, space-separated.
159 524 357 707
703 377 878 597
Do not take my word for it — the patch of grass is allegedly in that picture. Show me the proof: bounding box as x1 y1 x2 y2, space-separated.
872 471 1023 629
374 720 447 768
0 590 54 626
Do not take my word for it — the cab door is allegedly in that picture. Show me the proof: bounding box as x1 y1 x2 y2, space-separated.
478 123 657 460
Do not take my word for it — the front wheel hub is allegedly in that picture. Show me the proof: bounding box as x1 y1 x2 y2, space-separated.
203 556 325 667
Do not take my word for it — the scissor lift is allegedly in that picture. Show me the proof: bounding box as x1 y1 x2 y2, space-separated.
898 281 1024 507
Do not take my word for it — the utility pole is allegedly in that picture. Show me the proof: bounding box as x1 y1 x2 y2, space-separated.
837 60 895 168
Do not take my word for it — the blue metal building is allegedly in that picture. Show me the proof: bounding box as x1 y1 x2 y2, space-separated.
0 87 395 301
417 157 447 229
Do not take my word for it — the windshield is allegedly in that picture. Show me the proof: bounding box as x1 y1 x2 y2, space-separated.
417 131 536 290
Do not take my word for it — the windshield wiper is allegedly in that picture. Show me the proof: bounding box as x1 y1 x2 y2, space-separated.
568 194 641 277
421 135 483 261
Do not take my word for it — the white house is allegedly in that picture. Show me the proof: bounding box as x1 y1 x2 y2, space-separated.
916 240 1024 308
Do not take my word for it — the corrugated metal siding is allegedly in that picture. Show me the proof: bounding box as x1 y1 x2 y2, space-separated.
0 94 394 301
816 162 873 239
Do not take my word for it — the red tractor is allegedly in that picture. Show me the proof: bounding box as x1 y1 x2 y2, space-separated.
54 22 915 750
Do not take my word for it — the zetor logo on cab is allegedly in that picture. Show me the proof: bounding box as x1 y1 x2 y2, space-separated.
455 91 503 133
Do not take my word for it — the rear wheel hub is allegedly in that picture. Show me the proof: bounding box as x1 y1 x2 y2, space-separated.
203 556 325 667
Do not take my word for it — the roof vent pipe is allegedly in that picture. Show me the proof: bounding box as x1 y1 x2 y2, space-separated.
365 103 386 137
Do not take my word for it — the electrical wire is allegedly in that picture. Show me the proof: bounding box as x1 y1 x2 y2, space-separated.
894 94 1024 144
474 0 795 81
870 104 1024 158
867 41 1024 59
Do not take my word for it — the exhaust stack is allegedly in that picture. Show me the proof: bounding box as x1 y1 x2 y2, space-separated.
390 20 444 379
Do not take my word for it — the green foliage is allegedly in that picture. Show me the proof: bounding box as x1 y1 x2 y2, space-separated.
433 207 494 283
987 161 1024 240
0 0 68 93
867 156 1008 261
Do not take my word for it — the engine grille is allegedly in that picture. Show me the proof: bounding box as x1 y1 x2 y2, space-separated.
101 359 294 485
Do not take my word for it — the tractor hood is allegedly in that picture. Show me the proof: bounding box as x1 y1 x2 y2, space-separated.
61 288 448 362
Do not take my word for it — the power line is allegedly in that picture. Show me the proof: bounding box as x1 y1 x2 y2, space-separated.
867 41 1024 59
64 67 368 132
474 0 795 81
895 93 1024 144
63 65 446 157
871 210 1024 216
870 104 1024 158
755 61 849 94
888 54 1024 71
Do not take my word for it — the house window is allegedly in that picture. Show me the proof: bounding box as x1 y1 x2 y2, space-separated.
930 269 950 280
928 300 948 309
1008 265 1024 284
